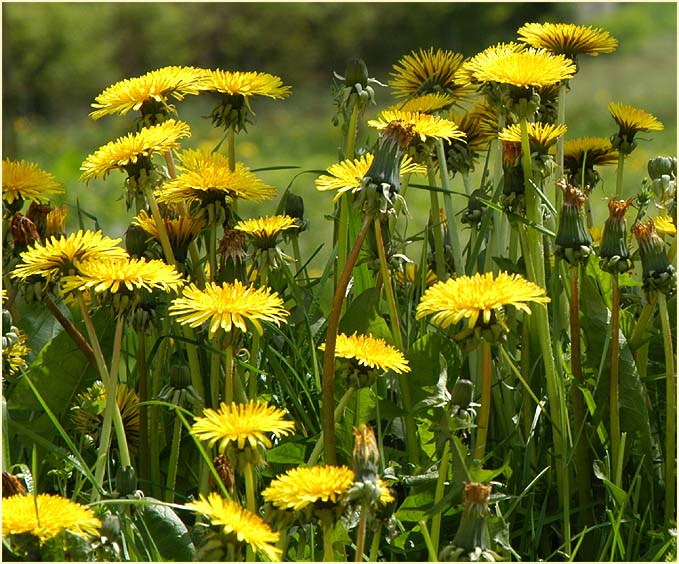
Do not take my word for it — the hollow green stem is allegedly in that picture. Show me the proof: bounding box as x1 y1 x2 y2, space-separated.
141 182 176 266
473 341 492 461
244 461 257 515
373 216 418 464
418 520 438 562
208 220 218 282
436 138 464 276
355 500 369 562
228 125 236 172
615 152 625 198
224 341 234 405
426 163 447 281
322 215 373 465
609 273 622 486
164 393 183 503
248 331 260 400
555 81 567 207
430 439 451 555
322 521 335 562
368 523 382 562
137 329 150 486
658 293 676 522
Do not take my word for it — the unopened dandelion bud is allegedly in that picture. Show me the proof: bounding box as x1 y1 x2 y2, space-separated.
352 423 380 482
554 180 592 265
648 156 676 181
125 224 149 258
440 482 494 559
345 58 369 90
169 364 192 389
451 378 474 409
282 191 305 223
633 219 676 295
600 199 632 273
115 465 138 497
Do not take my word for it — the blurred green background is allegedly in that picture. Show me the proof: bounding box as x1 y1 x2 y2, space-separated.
3 2 676 267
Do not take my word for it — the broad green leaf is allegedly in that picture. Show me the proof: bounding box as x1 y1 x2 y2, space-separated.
134 499 196 562
266 440 307 465
395 484 435 522
339 287 391 342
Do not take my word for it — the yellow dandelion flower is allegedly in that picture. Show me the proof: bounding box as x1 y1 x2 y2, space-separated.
450 105 499 153
2 493 101 543
386 93 456 114
12 230 128 283
377 478 395 505
200 69 291 110
315 153 426 202
416 271 550 329
133 209 205 251
518 22 618 58
45 204 68 238
90 66 209 120
191 400 295 453
320 332 410 374
498 122 568 152
368 110 466 143
562 137 619 172
455 42 526 86
186 493 281 562
3 328 30 377
462 46 577 88
261 465 355 511
234 215 298 249
589 225 604 247
389 48 473 100
608 102 664 136
155 149 276 205
80 119 191 181
61 256 184 295
394 263 438 288
655 215 676 237
169 280 288 336
2 159 63 204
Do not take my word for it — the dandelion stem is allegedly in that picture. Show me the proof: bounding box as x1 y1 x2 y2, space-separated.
355 500 369 562
609 272 622 486
244 461 257 515
44 295 96 368
658 292 676 522
164 396 183 503
615 153 625 198
473 341 492 462
368 523 382 562
555 80 567 207
418 519 438 562
322 520 335 562
426 163 447 281
228 125 236 172
430 439 451 555
437 138 465 276
322 215 372 465
141 181 176 266
137 329 150 486
307 387 356 466
373 215 419 464
224 341 234 406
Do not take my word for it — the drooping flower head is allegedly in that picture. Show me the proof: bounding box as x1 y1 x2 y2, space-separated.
608 102 664 155
90 66 209 123
517 22 618 60
12 230 128 284
561 136 619 189
169 279 288 336
80 119 191 181
599 198 633 273
191 400 294 469
554 179 593 265
235 215 298 250
389 48 473 102
2 493 101 544
187 493 281 561
261 465 355 512
2 159 63 207
155 149 276 211
416 271 550 347
315 153 425 203
632 218 676 295
199 69 291 132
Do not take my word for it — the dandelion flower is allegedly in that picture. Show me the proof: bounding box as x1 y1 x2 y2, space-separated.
320 332 410 374
187 493 281 561
315 153 425 202
455 42 526 86
169 280 288 335
200 69 291 101
655 215 676 237
90 66 209 120
133 208 205 260
368 110 465 143
12 230 127 283
261 465 355 511
498 122 568 153
155 149 276 205
2 328 30 376
61 256 184 295
609 102 664 142
462 45 577 88
2 493 101 543
387 93 457 114
416 271 550 329
80 120 191 181
389 48 472 101
518 22 618 58
191 400 295 453
2 159 63 205
234 215 298 249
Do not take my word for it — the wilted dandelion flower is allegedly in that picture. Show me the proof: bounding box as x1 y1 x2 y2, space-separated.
89 66 209 120
80 120 191 181
609 102 664 155
261 465 355 511
187 493 281 562
234 215 298 249
315 153 425 202
155 149 276 206
2 159 63 205
2 493 101 543
517 22 618 59
191 400 294 454
389 48 472 101
169 279 288 335
498 122 567 154
416 271 550 330
12 230 127 283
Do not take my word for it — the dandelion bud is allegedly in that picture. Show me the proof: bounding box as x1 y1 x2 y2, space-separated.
363 121 415 200
115 465 138 497
344 58 369 89
352 424 380 482
648 156 676 181
554 180 592 265
125 224 149 258
451 378 474 409
600 199 632 273
632 219 676 295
